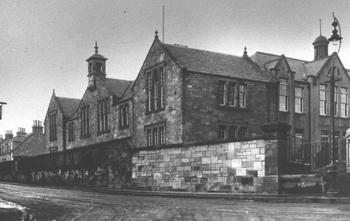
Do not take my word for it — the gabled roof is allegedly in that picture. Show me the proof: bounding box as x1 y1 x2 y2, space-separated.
304 56 329 77
250 51 335 81
56 97 81 118
105 78 133 98
161 43 273 82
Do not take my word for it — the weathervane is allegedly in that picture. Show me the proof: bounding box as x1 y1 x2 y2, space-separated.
328 12 342 53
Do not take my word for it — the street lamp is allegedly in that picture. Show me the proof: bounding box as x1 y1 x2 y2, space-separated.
325 12 342 196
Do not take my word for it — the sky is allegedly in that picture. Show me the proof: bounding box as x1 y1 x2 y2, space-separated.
0 0 350 136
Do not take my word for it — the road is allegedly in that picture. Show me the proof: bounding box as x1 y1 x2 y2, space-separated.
0 183 350 220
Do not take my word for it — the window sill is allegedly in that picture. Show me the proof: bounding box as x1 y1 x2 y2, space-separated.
320 115 349 119
295 112 305 115
146 108 166 115
217 105 248 112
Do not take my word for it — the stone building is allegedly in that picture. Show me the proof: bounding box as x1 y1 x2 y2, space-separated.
42 31 350 161
44 42 133 152
13 121 46 157
132 34 276 149
36 30 350 193
0 129 27 162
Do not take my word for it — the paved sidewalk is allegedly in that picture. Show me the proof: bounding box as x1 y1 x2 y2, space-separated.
2 181 350 204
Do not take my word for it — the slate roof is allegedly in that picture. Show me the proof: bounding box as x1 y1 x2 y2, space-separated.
250 51 331 81
56 97 81 118
105 78 133 98
161 43 273 82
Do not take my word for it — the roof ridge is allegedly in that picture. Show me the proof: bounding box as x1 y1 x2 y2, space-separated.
56 96 81 101
163 43 244 60
105 77 133 82
305 55 330 64
255 51 309 63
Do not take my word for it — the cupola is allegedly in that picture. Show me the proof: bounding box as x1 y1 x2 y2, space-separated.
313 35 329 60
86 42 108 89
313 20 329 60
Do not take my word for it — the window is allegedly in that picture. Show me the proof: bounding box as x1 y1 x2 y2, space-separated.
97 98 110 134
119 103 129 129
238 127 248 140
218 125 244 140
96 63 103 73
145 123 165 147
239 84 246 108
49 112 57 142
279 79 288 111
320 84 327 115
218 81 246 108
68 122 74 142
228 126 236 140
341 87 348 117
321 130 329 148
49 146 58 153
295 87 304 113
146 66 165 113
218 125 226 139
227 82 236 106
334 87 339 116
218 81 226 105
80 105 90 138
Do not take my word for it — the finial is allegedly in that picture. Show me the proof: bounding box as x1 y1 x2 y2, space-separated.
319 19 322 35
53 89 55 95
94 41 99 54
155 30 159 39
243 46 248 57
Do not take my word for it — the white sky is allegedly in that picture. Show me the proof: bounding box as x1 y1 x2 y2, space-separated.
0 0 350 135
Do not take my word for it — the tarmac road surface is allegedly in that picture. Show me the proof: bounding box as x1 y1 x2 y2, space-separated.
0 182 350 220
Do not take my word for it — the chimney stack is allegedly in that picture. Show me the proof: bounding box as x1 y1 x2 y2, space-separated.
5 130 13 140
16 127 27 137
32 120 43 134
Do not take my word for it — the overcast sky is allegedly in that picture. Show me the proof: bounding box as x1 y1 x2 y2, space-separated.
0 0 349 136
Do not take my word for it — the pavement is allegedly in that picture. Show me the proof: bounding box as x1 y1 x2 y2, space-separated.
1 182 350 220
2 181 350 204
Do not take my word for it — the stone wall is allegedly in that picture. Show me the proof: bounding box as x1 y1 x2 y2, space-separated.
132 139 277 193
0 139 132 189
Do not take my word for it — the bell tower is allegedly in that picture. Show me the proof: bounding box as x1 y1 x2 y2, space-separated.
86 42 108 89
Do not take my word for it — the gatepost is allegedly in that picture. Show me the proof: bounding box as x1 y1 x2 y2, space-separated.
261 122 291 194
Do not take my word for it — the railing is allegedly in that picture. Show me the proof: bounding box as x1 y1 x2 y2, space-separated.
285 136 346 174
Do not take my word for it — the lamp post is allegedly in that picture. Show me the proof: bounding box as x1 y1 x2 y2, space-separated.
326 67 341 196
326 12 343 196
